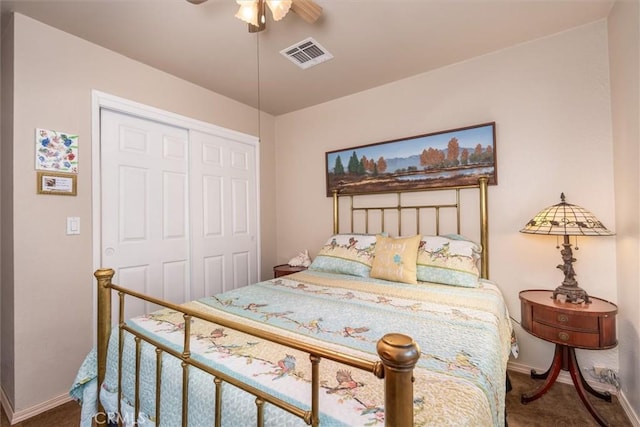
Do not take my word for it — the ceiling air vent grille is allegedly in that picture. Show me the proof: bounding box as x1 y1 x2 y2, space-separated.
280 37 333 70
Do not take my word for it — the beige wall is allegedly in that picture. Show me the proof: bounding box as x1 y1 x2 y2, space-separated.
2 3 639 422
1 13 276 413
275 19 623 388
609 0 640 417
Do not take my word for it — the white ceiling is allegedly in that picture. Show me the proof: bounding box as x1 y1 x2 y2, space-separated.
1 0 615 115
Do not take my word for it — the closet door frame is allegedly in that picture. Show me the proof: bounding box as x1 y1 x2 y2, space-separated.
90 90 261 341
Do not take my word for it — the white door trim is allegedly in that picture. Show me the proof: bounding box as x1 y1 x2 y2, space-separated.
90 90 261 343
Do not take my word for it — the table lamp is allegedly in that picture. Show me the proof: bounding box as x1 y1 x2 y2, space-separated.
520 193 613 304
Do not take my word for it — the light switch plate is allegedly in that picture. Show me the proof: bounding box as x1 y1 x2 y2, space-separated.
66 217 80 235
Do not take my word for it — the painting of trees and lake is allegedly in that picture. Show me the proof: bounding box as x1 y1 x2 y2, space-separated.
325 122 497 196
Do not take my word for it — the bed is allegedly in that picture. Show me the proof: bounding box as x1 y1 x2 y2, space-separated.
71 177 515 426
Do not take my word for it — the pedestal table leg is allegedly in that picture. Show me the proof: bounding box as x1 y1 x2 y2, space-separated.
521 345 564 404
567 347 610 427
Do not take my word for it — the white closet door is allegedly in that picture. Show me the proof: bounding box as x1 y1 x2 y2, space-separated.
101 109 190 317
99 106 259 318
189 130 258 299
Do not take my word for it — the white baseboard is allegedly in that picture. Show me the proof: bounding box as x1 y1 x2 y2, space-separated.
0 386 15 423
508 361 617 394
619 392 640 427
508 361 640 426
0 386 73 425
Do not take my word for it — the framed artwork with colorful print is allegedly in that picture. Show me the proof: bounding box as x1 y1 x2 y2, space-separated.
35 128 79 174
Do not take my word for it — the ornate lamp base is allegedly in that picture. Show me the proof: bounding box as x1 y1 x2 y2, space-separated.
552 284 591 304
552 235 591 304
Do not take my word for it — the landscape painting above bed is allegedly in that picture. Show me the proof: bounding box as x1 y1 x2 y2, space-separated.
326 122 497 196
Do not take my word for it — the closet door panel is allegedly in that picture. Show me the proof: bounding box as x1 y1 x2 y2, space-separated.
190 130 258 299
101 109 189 317
203 175 223 237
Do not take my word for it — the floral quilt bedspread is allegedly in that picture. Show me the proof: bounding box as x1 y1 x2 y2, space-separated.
72 270 514 426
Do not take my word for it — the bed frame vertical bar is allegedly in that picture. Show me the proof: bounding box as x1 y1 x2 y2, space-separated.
478 176 489 279
332 189 339 234
181 361 189 427
155 348 163 425
214 377 222 427
310 355 320 426
350 196 354 232
134 337 142 424
396 193 401 236
456 189 461 234
95 268 115 415
255 398 265 426
182 314 192 427
118 292 125 421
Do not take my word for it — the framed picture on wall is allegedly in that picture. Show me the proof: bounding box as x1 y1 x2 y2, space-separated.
37 171 77 196
325 122 497 196
35 128 79 173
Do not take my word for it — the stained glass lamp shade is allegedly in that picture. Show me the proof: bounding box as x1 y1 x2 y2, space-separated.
520 193 613 303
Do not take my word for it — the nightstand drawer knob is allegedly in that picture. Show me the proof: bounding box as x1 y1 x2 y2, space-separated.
558 332 570 342
558 314 569 323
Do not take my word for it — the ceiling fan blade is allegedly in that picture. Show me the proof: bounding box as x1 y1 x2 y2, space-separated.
291 0 322 24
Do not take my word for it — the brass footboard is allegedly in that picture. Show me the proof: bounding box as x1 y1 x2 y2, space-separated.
95 268 420 426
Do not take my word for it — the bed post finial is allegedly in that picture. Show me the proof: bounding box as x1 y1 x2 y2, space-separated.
376 333 420 427
95 268 115 414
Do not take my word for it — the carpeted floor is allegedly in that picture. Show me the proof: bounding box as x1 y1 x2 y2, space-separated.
506 370 632 427
0 370 633 426
0 400 80 427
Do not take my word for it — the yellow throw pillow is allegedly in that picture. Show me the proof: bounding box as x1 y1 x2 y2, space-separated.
370 234 421 284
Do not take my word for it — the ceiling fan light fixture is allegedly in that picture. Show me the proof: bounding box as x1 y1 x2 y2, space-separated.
266 0 292 21
235 0 260 27
229 0 320 32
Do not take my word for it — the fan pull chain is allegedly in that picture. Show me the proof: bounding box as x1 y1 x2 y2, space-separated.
256 32 262 143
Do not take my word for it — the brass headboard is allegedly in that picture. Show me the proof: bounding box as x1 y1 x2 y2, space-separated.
332 177 490 279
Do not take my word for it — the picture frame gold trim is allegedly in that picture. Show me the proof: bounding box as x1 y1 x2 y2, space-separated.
36 171 77 196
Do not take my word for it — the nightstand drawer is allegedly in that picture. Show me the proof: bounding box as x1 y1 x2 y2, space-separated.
531 321 601 348
532 305 598 332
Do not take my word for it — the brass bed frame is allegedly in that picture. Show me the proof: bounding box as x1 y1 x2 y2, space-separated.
95 177 490 426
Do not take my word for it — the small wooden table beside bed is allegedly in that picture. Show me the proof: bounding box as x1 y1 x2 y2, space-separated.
71 177 516 426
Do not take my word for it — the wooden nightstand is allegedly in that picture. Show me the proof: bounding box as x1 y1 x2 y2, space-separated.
519 289 618 426
273 264 307 278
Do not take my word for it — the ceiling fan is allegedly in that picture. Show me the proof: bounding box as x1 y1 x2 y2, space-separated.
186 0 322 33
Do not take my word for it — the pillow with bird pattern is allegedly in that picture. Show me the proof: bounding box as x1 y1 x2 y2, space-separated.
308 234 380 277
416 234 481 287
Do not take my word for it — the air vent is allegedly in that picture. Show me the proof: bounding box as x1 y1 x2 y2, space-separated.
280 37 333 70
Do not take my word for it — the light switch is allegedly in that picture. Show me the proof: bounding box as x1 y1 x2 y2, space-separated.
66 217 80 235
